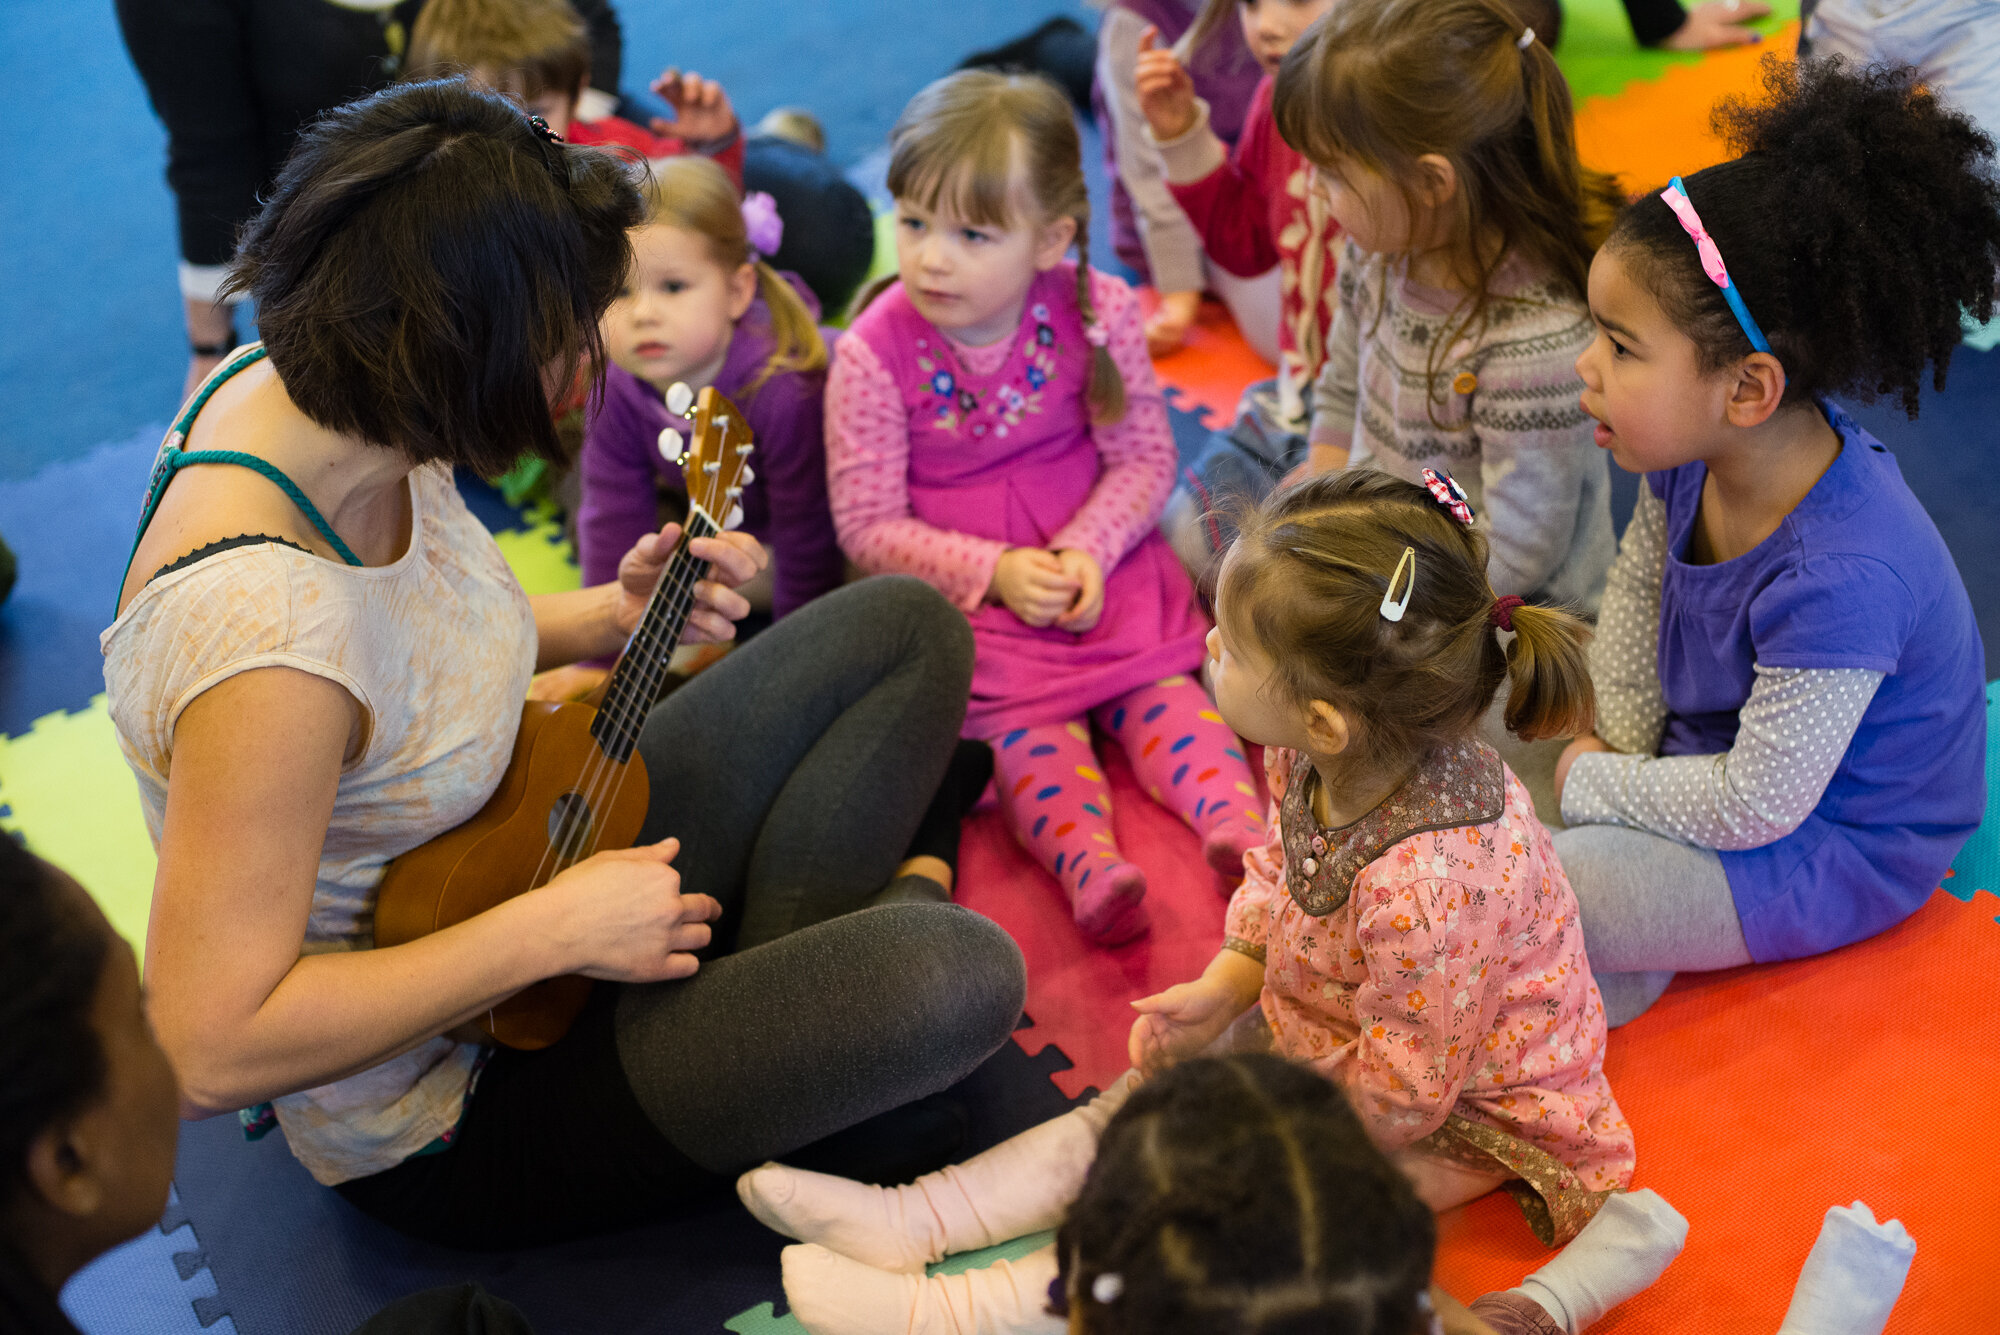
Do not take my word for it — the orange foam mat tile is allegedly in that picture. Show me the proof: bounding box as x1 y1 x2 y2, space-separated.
1432 886 2000 1330
1139 288 1274 427
1575 25 1802 194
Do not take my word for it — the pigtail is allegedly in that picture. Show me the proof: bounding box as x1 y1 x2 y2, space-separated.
744 260 827 396
1499 600 1595 741
1073 215 1128 427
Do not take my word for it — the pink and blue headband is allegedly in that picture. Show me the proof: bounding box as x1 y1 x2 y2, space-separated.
1659 176 1773 356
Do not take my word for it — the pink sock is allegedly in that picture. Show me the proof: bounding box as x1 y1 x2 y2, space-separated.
1094 676 1262 879
991 721 1148 943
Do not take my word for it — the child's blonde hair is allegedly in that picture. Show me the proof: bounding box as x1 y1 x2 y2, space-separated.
879 69 1125 425
405 0 590 107
640 156 826 397
1272 0 1620 402
1223 470 1594 783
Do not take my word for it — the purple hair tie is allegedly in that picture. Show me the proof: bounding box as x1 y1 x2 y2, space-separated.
741 191 784 259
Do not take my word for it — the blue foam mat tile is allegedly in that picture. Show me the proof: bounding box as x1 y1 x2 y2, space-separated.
62 1187 238 1335
0 427 164 734
171 1028 1081 1335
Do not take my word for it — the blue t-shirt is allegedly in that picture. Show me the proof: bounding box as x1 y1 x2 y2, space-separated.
1651 401 1986 962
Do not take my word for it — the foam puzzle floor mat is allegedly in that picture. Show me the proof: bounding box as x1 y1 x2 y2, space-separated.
16 5 1999 1327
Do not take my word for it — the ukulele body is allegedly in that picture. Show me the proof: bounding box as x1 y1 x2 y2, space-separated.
373 699 651 1049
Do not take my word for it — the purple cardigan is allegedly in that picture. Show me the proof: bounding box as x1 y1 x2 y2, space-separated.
578 289 842 619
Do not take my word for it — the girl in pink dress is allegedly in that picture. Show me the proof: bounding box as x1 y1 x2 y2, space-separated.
827 70 1261 943
735 470 1641 1335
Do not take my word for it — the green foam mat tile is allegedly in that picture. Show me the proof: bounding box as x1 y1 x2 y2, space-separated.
1554 0 1797 106
0 696 157 955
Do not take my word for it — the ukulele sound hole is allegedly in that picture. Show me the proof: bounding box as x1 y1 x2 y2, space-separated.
546 791 596 859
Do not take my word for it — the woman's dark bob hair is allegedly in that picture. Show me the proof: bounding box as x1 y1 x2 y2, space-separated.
224 78 643 477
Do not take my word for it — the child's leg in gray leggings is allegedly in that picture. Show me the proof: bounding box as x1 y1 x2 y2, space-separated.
1552 824 1753 1026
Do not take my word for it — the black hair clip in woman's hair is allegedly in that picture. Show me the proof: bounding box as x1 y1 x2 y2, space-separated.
526 113 565 145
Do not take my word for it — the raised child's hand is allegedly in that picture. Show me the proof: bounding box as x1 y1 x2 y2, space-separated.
650 68 739 144
1133 26 1199 141
1052 548 1105 633
1146 288 1202 357
989 547 1080 628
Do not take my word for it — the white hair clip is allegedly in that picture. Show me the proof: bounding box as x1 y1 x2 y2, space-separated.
1517 26 1536 47
1379 546 1416 623
1091 1273 1125 1304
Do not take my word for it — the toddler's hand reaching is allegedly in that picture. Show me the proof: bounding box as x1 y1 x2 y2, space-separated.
1146 289 1202 357
1133 27 1199 141
650 68 739 144
990 547 1080 628
1129 977 1247 1078
1052 548 1105 633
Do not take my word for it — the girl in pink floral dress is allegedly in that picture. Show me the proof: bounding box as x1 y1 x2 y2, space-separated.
734 469 1639 1334
827 70 1261 944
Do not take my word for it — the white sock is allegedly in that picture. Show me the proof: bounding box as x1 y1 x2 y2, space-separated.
1512 1189 1689 1334
738 1163 939 1273
1775 1202 1915 1335
781 1242 1065 1335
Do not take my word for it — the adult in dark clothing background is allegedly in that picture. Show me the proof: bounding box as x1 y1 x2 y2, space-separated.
115 0 624 398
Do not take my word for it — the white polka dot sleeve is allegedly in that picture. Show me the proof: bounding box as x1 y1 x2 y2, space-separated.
1591 482 1670 756
1046 271 1180 579
1560 665 1886 850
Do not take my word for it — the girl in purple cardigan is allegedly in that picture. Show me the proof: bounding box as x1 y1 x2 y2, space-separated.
580 155 843 620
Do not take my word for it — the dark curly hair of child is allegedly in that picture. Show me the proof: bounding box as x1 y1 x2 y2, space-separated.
1052 1053 1436 1335
1610 56 2000 418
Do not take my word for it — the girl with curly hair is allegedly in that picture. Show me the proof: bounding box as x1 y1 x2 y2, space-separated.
1556 56 2000 1024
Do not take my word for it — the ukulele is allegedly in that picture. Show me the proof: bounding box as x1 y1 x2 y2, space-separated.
373 384 754 1049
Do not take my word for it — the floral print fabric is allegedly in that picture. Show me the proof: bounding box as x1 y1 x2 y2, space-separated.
1225 747 1636 1225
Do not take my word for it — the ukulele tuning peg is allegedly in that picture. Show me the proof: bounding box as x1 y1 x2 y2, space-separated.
702 459 721 475
739 465 756 486
656 426 684 463
664 382 696 417
737 443 755 457
724 502 745 530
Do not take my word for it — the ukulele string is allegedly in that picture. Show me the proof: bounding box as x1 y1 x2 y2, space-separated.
575 413 738 861
542 542 699 880
576 520 713 860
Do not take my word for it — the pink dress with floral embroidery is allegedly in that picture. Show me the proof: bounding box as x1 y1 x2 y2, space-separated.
1225 744 1636 1205
827 264 1210 737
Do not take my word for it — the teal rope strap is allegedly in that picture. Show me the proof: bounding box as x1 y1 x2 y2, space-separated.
157 450 363 568
118 345 364 608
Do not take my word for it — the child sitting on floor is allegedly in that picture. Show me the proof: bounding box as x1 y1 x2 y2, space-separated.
1133 0 1341 581
827 70 1261 944
746 1054 1684 1335
1274 0 1621 614
1094 0 1276 357
406 0 744 180
1553 56 1999 1025
578 155 839 622
744 469 1652 1330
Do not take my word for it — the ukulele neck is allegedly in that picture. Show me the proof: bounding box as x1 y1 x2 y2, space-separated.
591 505 720 761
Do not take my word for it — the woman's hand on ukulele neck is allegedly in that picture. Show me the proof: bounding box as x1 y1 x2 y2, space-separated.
617 522 770 646
529 837 722 983
1133 26 1200 142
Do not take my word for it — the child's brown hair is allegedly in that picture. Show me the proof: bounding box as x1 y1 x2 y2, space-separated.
1272 0 1619 401
1222 469 1594 785
878 69 1125 425
405 0 590 110
640 156 826 396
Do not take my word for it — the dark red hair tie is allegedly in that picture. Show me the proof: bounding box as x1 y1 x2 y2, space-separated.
1489 595 1526 631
